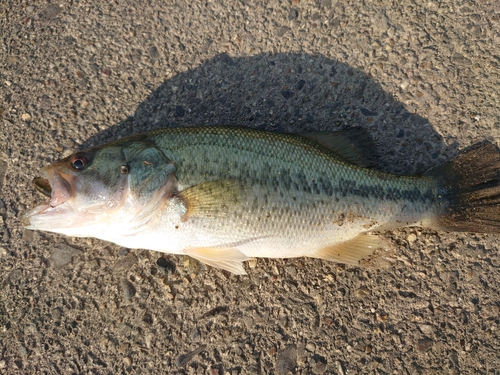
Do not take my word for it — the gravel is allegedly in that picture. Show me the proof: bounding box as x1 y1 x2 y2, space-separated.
2 0 500 373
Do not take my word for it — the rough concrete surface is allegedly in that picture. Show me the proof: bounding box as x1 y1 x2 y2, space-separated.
2 0 500 374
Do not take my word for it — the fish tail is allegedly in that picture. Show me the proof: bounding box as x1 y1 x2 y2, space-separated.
426 142 500 233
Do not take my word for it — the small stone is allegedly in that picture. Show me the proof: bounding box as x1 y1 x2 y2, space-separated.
354 288 371 298
175 105 185 117
295 79 305 90
247 258 257 269
18 345 28 356
276 345 297 375
360 107 378 116
407 233 417 243
50 244 83 269
0 156 7 190
120 279 136 299
419 324 434 335
288 9 299 20
417 338 433 352
123 356 132 366
75 70 86 79
376 312 389 322
400 80 409 89
268 346 277 356
102 68 112 76
148 46 160 61
114 252 138 273
313 361 327 374
21 113 31 121
0 247 7 257
305 342 316 352
281 90 295 99
40 4 62 19
22 229 34 243
276 26 291 37
419 61 432 69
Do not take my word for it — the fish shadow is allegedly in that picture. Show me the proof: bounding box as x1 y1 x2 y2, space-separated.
82 53 456 174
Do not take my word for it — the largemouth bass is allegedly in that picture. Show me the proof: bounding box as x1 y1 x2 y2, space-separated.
22 127 500 274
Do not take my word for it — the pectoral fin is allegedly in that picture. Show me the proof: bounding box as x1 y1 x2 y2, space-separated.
178 180 247 219
311 233 383 265
183 247 250 275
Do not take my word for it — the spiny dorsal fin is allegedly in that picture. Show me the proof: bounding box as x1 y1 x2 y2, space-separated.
311 233 383 265
183 247 249 275
299 127 379 168
177 180 247 219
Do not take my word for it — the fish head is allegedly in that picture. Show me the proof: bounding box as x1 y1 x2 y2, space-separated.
22 141 177 236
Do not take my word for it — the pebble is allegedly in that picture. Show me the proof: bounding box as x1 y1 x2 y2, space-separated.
407 233 417 243
288 9 299 20
295 79 305 90
50 244 83 269
305 342 316 352
120 279 136 299
22 229 34 243
175 105 185 117
176 345 206 368
276 345 297 375
281 90 294 99
75 70 86 79
21 113 31 121
123 356 132 366
313 360 327 374
247 258 257 269
354 288 371 298
418 324 434 335
0 157 6 190
417 338 433 352
148 46 160 61
114 252 138 273
40 4 62 19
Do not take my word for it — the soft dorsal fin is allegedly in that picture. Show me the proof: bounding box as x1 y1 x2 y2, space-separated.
177 180 247 219
311 233 383 265
183 247 250 275
299 127 379 168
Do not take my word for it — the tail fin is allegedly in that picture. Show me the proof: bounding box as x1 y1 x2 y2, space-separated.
426 142 500 233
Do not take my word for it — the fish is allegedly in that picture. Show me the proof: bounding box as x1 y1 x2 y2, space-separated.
22 126 500 274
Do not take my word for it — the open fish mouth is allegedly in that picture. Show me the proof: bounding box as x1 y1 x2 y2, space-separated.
21 167 75 230
32 167 73 208
34 176 52 197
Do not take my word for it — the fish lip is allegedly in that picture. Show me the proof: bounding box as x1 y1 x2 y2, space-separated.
32 166 73 208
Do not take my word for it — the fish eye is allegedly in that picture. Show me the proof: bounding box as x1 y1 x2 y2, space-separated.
70 153 90 171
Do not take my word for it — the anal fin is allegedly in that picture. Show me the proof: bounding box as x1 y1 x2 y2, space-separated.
183 247 249 275
311 234 384 265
